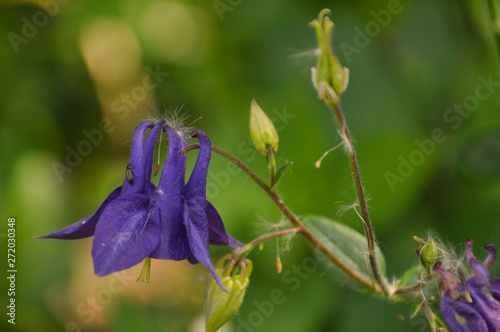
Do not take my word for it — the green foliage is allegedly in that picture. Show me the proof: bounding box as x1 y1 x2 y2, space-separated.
273 161 293 188
399 266 421 289
302 215 386 293
2 0 500 331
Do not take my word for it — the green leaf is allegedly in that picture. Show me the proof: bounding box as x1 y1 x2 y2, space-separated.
273 161 293 188
399 266 421 289
302 214 386 293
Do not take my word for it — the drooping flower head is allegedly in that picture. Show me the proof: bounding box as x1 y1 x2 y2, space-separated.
434 240 500 331
39 120 238 290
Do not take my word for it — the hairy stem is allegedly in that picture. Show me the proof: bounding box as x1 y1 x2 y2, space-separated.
182 144 269 193
420 294 438 332
234 228 299 260
181 143 379 292
394 273 437 295
328 102 390 295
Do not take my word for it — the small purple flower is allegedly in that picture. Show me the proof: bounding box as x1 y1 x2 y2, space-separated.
434 240 500 332
39 121 237 289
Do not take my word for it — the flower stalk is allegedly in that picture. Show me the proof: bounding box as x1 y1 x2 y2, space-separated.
329 103 391 296
234 228 299 260
308 8 389 295
181 143 380 293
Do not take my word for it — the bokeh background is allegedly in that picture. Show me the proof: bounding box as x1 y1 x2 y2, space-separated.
1 0 500 331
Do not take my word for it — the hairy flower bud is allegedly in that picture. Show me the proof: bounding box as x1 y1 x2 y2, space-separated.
420 239 438 275
205 255 253 332
309 9 349 105
249 99 279 156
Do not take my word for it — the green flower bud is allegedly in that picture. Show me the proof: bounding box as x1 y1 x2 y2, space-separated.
250 99 279 156
309 9 349 105
205 255 253 332
421 239 438 275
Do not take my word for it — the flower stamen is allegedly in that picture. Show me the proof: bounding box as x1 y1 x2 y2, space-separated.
153 131 162 176
136 257 152 283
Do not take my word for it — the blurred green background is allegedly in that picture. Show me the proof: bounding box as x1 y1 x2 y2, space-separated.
1 0 500 331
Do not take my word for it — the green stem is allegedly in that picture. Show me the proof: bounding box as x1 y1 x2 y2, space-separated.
420 294 437 332
433 313 447 330
180 144 379 293
394 273 437 295
328 102 390 296
234 228 299 260
267 148 277 189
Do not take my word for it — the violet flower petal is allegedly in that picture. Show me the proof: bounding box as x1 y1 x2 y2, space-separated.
91 121 164 276
187 254 199 265
467 278 500 331
37 187 122 239
483 243 497 269
206 201 240 248
438 241 500 332
182 130 225 290
121 121 154 195
440 292 489 332
142 120 166 197
39 121 155 240
466 239 491 284
91 194 160 276
491 279 500 301
150 126 192 260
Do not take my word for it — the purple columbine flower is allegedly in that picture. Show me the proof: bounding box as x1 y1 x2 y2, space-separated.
39 121 237 289
434 240 500 332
